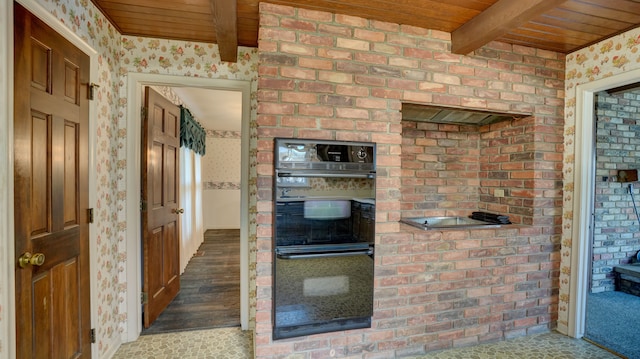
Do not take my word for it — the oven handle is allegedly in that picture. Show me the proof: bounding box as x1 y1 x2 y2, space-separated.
277 171 375 179
276 248 373 260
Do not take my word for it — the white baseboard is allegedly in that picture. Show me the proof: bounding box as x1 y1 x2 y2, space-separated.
103 336 122 359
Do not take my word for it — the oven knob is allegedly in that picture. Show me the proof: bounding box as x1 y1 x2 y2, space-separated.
356 147 368 160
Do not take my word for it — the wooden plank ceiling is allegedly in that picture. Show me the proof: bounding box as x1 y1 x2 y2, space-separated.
91 0 640 62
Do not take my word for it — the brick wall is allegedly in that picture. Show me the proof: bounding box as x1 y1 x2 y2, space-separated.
256 3 564 357
592 90 640 292
478 117 564 228
401 122 481 217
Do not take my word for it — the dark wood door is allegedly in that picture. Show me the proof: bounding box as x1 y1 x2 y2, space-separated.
142 87 181 328
13 3 91 358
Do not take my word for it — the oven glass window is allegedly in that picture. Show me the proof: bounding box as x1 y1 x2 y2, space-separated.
274 251 374 338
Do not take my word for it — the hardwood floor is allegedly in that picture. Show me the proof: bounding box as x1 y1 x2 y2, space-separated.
142 229 241 334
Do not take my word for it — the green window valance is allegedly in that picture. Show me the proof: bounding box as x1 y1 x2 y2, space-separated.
180 106 206 155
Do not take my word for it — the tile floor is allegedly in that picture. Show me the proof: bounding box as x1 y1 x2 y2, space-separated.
411 332 620 359
112 329 621 359
112 327 253 359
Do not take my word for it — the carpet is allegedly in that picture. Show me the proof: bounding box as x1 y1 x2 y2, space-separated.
586 291 640 359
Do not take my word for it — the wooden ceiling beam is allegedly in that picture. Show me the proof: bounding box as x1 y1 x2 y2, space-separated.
451 0 568 55
210 0 238 62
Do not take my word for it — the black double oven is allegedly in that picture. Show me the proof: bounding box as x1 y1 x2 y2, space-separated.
273 138 376 340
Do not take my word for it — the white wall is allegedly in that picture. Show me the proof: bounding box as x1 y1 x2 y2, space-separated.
204 190 241 229
203 133 241 229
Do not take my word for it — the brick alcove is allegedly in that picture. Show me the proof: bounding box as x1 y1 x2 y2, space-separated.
401 114 564 228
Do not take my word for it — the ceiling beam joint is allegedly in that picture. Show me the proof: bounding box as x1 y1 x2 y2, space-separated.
210 0 238 62
451 0 568 55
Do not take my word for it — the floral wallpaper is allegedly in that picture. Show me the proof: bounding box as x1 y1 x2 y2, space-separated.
119 38 257 78
560 28 640 332
203 132 242 188
15 0 259 357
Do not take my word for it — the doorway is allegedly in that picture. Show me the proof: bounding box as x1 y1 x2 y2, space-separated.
569 68 640 347
141 85 243 333
582 85 640 357
123 73 251 341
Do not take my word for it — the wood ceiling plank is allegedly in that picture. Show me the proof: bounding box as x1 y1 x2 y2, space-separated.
544 8 632 31
498 33 573 53
120 24 216 42
507 27 589 48
519 21 603 43
537 13 622 35
98 0 208 5
559 1 640 24
109 14 216 31
264 0 470 31
123 32 214 44
211 0 238 62
451 0 568 54
333 0 483 20
95 0 211 13
571 0 640 14
96 2 212 19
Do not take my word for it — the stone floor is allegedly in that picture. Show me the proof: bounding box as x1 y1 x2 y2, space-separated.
112 329 620 359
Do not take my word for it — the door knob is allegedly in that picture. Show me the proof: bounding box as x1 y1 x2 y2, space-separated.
172 208 184 214
18 252 45 268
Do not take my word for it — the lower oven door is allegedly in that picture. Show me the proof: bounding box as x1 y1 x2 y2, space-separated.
273 244 374 340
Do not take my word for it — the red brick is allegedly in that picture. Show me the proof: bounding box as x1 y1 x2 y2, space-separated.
355 52 388 64
258 102 294 115
298 7 333 21
317 47 352 60
280 43 315 56
335 13 368 27
280 116 317 128
281 91 317 103
299 57 333 70
318 71 353 83
298 104 333 117
336 108 369 119
337 37 370 51
404 47 432 59
355 28 386 42
280 66 315 80
356 121 387 132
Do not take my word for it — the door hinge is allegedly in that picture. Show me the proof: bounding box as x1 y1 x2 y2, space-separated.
140 200 147 212
88 83 99 100
141 292 148 304
140 106 148 120
90 328 96 344
87 208 94 224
